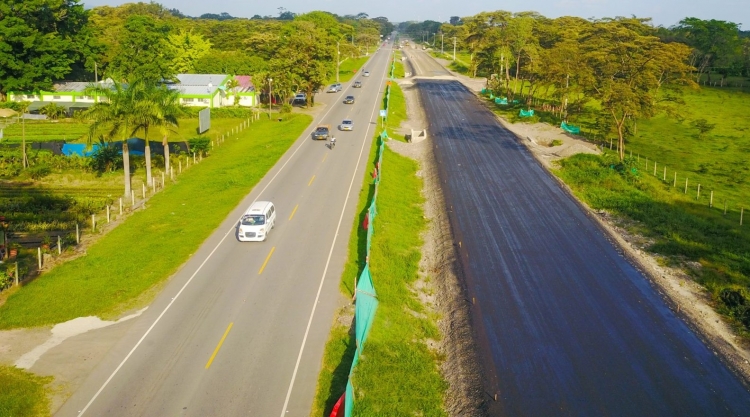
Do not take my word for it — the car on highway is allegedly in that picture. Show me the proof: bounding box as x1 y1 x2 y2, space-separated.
327 83 342 93
363 71 370 77
339 119 353 131
238 201 276 242
343 95 355 104
353 81 362 88
312 124 331 140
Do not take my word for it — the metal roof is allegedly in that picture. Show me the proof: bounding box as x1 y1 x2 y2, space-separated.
168 74 228 96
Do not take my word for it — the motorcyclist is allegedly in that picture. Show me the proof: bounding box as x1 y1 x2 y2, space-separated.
330 136 336 149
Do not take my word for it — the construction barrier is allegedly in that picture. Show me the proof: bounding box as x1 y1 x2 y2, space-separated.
330 56 396 417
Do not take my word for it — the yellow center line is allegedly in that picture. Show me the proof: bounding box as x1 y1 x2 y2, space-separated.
322 153 328 162
205 322 233 369
308 175 315 186
258 246 276 275
289 204 299 221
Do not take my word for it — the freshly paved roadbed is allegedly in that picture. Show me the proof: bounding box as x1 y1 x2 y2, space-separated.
418 78 750 416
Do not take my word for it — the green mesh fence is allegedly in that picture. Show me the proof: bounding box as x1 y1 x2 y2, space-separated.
561 121 580 134
331 64 394 415
519 109 535 117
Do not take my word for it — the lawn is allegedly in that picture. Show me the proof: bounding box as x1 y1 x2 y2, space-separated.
336 56 371 84
0 113 312 328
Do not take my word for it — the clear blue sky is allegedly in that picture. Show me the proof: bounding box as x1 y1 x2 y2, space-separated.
81 0 749 29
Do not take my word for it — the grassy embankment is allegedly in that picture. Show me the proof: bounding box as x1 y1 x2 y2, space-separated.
0 366 52 417
312 68 447 415
335 56 371 84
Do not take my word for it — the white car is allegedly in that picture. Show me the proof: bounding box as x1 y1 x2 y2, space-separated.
238 201 276 242
363 71 370 77
339 119 354 131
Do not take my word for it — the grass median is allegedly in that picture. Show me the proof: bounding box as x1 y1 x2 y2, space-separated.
0 114 312 329
312 83 446 415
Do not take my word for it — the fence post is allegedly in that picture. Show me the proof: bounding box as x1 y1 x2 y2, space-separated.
684 178 688 194
742 208 744 226
724 200 728 215
179 160 183 173
170 166 174 180
76 223 80 244
107 205 111 223
92 214 96 231
119 198 123 215
37 247 42 270
142 183 146 199
710 191 713 208
131 192 135 207
14 262 19 286
162 172 165 189
663 166 666 181
697 184 700 199
673 172 677 187
653 162 657 176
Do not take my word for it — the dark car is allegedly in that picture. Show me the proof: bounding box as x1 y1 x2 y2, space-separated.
312 124 331 140
353 81 362 88
343 95 355 104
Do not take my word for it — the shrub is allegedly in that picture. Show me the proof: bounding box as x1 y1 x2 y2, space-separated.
27 164 51 180
89 141 122 173
187 136 210 155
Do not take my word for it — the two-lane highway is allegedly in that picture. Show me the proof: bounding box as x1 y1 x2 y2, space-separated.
405 46 750 415
56 45 393 416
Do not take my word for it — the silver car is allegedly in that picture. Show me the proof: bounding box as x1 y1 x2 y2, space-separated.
339 119 354 131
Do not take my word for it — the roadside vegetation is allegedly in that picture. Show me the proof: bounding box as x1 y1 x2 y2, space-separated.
0 366 52 417
313 72 446 415
0 114 311 328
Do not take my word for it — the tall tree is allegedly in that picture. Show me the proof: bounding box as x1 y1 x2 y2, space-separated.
109 15 175 82
168 29 212 73
580 19 694 160
673 18 742 83
0 0 90 100
84 81 137 197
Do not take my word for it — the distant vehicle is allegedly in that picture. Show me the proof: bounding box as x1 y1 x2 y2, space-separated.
363 71 370 77
327 83 342 93
312 124 331 140
339 119 354 131
292 93 306 105
238 201 276 242
343 95 355 104
353 81 362 88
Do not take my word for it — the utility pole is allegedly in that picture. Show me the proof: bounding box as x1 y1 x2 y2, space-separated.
268 78 272 119
441 33 444 54
452 37 457 61
336 41 340 83
94 61 98 83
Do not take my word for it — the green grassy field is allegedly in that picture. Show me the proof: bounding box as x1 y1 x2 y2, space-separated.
0 113 312 328
2 120 89 143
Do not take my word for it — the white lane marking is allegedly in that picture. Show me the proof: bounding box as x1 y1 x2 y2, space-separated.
77 68 361 417
278 49 392 417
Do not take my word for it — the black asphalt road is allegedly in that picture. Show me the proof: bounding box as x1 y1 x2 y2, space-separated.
418 78 750 415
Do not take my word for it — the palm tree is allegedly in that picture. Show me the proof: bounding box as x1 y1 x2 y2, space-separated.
83 80 137 197
129 81 182 187
153 85 183 176
225 78 240 106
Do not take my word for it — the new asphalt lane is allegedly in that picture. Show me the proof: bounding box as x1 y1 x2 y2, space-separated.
54 46 393 416
406 47 750 415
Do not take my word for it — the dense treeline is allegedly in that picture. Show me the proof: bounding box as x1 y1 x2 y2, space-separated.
0 0 394 104
402 12 749 160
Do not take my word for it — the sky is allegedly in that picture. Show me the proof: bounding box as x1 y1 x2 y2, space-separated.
80 0 750 29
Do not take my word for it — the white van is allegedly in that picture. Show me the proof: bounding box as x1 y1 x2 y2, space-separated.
238 201 276 242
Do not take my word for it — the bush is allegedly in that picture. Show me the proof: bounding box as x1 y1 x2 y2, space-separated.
188 136 211 155
27 164 51 180
181 107 256 119
89 141 122 173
